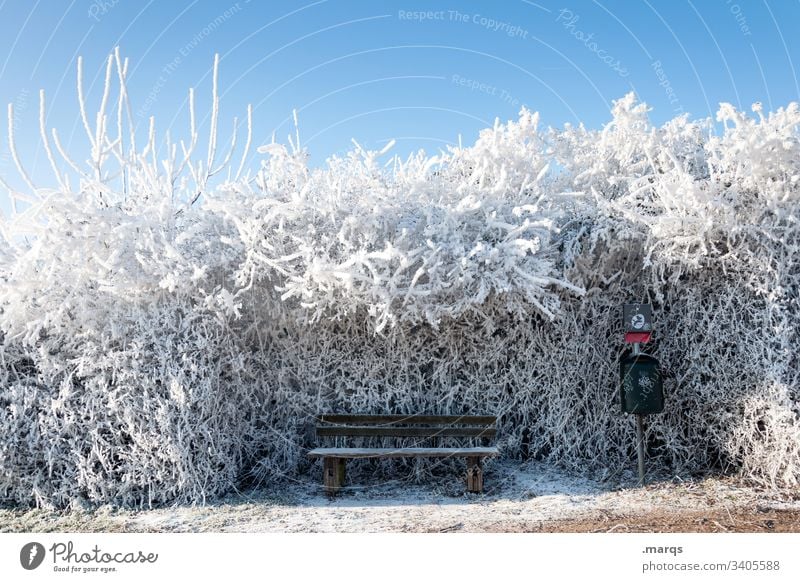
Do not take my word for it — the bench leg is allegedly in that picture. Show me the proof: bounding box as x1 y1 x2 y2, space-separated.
323 457 346 496
466 456 483 493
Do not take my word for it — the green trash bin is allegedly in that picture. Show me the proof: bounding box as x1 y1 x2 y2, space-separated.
620 353 664 414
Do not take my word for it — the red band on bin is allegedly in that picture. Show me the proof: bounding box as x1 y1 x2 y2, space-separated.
625 332 651 343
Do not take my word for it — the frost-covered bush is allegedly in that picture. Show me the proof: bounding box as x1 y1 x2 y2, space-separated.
1 52 798 508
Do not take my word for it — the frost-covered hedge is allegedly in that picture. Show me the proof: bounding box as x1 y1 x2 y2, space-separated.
1 54 798 508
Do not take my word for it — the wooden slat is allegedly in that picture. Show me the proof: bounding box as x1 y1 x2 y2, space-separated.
307 447 499 459
316 426 496 438
317 414 496 425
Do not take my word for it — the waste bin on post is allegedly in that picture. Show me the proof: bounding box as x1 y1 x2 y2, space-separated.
621 303 664 486
620 353 664 415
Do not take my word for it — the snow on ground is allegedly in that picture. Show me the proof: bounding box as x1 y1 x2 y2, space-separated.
3 461 797 533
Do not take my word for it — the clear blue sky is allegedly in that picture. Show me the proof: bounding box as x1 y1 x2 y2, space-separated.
1 0 799 205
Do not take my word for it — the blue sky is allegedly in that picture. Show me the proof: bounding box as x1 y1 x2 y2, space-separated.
1 0 799 205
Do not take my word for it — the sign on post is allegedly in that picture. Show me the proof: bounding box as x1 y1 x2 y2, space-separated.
623 303 652 343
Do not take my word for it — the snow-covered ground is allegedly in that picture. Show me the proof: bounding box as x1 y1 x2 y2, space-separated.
3 461 798 533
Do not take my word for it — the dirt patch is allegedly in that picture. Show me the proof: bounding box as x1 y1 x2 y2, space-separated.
480 508 800 533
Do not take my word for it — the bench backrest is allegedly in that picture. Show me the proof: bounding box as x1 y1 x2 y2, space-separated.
315 414 497 439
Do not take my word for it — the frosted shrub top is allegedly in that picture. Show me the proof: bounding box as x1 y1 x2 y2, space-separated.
1 53 799 338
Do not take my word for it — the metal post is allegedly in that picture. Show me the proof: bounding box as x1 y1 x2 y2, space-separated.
636 414 645 486
631 341 645 486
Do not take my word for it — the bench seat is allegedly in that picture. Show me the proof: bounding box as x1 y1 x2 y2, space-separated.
309 413 498 495
307 446 499 459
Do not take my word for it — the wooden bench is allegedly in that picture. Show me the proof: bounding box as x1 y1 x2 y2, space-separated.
308 414 499 495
